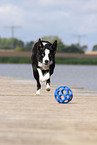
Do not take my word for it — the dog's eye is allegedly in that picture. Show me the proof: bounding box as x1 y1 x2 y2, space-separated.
42 53 44 56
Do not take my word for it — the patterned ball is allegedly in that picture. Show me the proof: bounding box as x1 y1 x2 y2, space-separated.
54 86 73 104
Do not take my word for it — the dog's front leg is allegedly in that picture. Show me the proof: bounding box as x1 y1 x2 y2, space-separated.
46 79 50 91
37 68 43 81
33 68 41 95
37 68 50 82
42 72 50 82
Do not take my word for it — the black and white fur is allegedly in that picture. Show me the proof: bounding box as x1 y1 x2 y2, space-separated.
31 38 57 95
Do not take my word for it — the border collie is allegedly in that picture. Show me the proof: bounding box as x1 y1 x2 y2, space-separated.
31 38 57 95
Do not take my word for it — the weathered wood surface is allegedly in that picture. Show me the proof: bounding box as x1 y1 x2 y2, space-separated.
0 76 97 145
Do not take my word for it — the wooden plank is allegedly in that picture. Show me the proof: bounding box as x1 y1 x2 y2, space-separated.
0 77 97 145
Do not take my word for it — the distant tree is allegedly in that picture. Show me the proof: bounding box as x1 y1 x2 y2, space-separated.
15 46 26 51
41 36 65 52
0 36 88 53
13 38 24 48
63 44 84 53
25 41 34 51
81 45 88 52
0 38 11 49
0 38 24 49
92 45 97 51
73 43 88 52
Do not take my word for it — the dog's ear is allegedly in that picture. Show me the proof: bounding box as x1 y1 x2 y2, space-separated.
51 40 57 53
38 38 43 50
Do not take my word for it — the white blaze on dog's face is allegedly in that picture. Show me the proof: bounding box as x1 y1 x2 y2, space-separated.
38 39 57 70
43 49 50 65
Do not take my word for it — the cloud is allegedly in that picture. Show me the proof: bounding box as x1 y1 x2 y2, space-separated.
0 4 23 26
0 0 97 49
38 0 97 12
0 0 97 32
38 0 79 7
77 13 97 34
82 0 97 12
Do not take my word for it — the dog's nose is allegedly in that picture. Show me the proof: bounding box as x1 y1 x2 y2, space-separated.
45 60 49 64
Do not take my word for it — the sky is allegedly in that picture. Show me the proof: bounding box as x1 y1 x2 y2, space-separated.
0 0 97 51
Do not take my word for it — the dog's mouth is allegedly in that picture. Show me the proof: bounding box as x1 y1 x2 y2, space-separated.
44 63 49 66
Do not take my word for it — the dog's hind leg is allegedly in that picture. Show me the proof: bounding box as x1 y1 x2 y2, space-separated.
46 79 50 91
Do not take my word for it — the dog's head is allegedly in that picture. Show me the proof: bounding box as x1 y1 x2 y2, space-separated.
37 38 57 67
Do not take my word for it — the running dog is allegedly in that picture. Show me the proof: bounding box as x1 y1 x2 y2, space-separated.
31 38 57 95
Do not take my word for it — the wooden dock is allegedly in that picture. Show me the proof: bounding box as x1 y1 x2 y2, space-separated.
0 76 97 145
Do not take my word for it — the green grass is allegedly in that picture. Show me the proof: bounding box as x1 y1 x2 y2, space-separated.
56 57 97 65
0 57 31 64
0 56 97 65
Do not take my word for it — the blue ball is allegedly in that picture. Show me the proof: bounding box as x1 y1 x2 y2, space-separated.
54 86 73 104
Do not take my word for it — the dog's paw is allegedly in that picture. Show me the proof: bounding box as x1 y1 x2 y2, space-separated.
46 84 50 91
35 89 40 95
